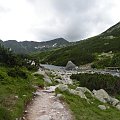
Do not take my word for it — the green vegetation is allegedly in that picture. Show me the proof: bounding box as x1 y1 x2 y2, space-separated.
0 67 44 119
33 23 120 67
101 22 120 37
33 74 44 88
0 38 69 54
0 44 44 119
71 73 120 95
37 36 120 66
92 52 120 69
31 50 55 64
0 44 39 71
55 89 120 120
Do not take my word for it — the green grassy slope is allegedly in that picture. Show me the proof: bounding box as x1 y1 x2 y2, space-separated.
40 36 120 66
101 22 120 37
59 91 120 120
55 73 120 120
0 67 44 120
0 43 44 119
31 22 120 67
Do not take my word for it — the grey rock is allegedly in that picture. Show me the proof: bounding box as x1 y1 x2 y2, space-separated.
36 115 51 120
76 87 94 97
58 84 68 92
44 77 52 84
57 94 63 98
109 97 120 106
69 89 87 99
98 105 107 110
44 86 58 93
62 77 73 84
93 89 110 103
15 96 19 99
116 104 120 110
45 70 51 75
52 102 64 109
55 79 62 83
32 91 41 96
65 61 77 70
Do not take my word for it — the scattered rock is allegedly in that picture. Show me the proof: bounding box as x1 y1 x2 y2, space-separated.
32 85 39 89
44 77 52 84
76 87 94 97
32 91 41 96
44 86 58 93
22 117 25 120
109 97 120 106
15 96 18 99
98 105 107 110
116 104 120 110
93 89 110 103
52 102 64 109
36 115 51 120
57 94 63 98
58 84 68 92
24 110 28 113
45 70 52 75
69 89 87 99
55 79 62 83
62 77 73 84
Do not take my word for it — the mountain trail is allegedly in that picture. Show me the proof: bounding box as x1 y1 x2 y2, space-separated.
24 89 73 120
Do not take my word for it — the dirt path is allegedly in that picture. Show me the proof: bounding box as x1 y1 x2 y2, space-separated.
25 89 73 120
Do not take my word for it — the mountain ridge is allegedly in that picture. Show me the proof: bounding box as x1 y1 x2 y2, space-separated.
0 38 69 54
38 22 120 66
100 21 120 37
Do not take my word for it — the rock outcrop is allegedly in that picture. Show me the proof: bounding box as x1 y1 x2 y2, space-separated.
57 84 69 92
65 61 77 70
98 105 107 110
92 89 110 103
93 89 120 110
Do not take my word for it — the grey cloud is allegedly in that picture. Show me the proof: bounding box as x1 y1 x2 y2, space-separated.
0 6 10 13
28 0 119 41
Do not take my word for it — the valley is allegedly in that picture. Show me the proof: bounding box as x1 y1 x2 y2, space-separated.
23 65 120 120
0 21 120 120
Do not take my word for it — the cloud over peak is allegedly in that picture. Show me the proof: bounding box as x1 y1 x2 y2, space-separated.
0 0 120 41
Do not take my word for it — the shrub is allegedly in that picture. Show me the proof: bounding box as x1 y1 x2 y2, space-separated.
27 65 39 71
71 73 120 95
7 67 28 79
0 74 4 81
0 107 12 120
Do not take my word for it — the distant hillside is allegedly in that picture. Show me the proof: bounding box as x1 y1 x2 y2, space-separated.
101 22 120 37
39 22 120 66
0 38 69 54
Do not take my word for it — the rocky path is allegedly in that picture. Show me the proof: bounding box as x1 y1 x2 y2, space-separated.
25 89 73 120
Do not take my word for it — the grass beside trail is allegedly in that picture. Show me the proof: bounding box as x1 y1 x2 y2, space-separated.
55 89 120 120
0 67 44 120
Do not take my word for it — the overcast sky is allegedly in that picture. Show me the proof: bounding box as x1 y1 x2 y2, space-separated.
0 0 120 42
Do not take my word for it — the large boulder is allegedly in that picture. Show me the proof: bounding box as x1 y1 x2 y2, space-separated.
65 61 77 70
44 77 52 84
116 104 120 110
93 89 120 110
57 84 68 92
62 77 73 84
76 87 94 97
109 97 120 106
92 89 110 103
69 89 87 99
